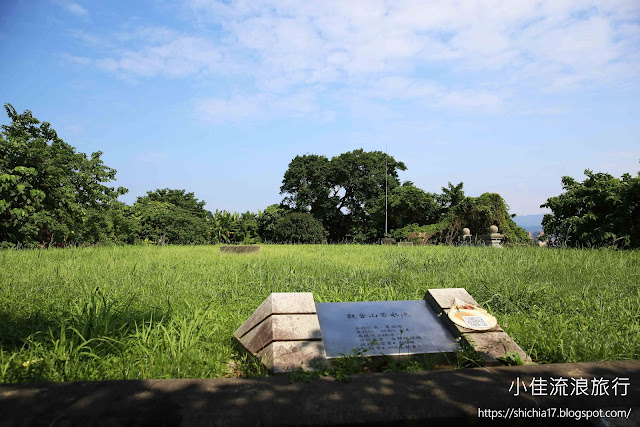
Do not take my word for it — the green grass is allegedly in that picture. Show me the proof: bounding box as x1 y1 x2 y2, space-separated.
1 245 638 383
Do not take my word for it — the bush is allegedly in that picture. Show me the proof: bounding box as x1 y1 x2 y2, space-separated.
391 223 446 244
439 193 530 245
257 204 288 242
274 212 327 243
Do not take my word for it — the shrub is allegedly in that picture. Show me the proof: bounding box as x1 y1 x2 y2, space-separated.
274 212 327 244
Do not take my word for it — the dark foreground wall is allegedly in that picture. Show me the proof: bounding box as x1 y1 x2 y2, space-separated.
1 361 638 426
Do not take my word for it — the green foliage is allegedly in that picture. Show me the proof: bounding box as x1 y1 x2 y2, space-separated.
541 168 640 248
280 149 406 242
234 212 260 244
390 223 444 244
437 191 530 245
209 210 240 244
388 181 439 228
133 189 209 245
497 351 526 366
81 202 139 245
436 181 465 213
209 210 260 244
257 204 288 242
0 104 126 247
274 212 327 243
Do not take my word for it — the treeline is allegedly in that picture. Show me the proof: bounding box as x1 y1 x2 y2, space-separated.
0 104 529 247
3 104 636 248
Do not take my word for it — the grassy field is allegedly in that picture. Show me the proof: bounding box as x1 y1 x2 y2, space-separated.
1 245 639 383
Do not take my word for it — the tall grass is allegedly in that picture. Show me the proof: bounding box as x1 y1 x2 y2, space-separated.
1 245 638 382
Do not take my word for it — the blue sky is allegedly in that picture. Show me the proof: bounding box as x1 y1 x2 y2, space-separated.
1 0 639 216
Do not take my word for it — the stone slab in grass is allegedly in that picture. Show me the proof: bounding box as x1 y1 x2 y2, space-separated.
234 293 326 373
425 288 479 312
425 288 530 366
397 242 414 246
220 245 260 254
316 300 460 358
462 331 531 366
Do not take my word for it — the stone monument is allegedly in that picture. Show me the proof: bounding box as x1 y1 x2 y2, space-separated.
234 289 529 372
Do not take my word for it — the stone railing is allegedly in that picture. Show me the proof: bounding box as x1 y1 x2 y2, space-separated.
460 225 504 248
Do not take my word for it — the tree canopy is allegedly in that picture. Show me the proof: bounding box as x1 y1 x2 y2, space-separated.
541 168 640 248
0 104 126 247
280 149 406 241
133 189 210 245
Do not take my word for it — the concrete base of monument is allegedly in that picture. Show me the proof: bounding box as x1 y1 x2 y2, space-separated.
324 351 458 372
235 289 530 373
425 288 531 366
233 293 327 373
220 245 260 253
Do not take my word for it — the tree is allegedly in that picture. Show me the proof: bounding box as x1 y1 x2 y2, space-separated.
274 212 327 243
133 189 209 245
140 188 207 218
384 181 439 229
541 168 640 248
257 204 288 242
446 193 530 244
280 149 406 241
209 210 239 244
233 211 260 244
436 181 465 212
0 104 126 247
82 202 139 245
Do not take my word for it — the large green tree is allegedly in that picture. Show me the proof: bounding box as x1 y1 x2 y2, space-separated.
0 104 126 247
385 181 439 230
133 189 209 245
280 149 406 241
541 168 640 248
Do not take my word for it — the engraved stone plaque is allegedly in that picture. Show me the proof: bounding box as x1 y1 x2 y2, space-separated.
316 300 461 358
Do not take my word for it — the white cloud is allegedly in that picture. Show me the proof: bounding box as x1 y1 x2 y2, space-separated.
96 37 222 78
55 1 88 17
76 0 640 120
195 91 321 123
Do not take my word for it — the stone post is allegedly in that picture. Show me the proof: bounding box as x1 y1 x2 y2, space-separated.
460 227 471 244
480 225 504 248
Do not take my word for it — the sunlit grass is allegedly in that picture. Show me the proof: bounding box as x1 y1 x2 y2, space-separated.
1 245 638 382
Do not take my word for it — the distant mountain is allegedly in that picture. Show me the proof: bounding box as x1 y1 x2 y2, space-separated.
512 214 546 233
